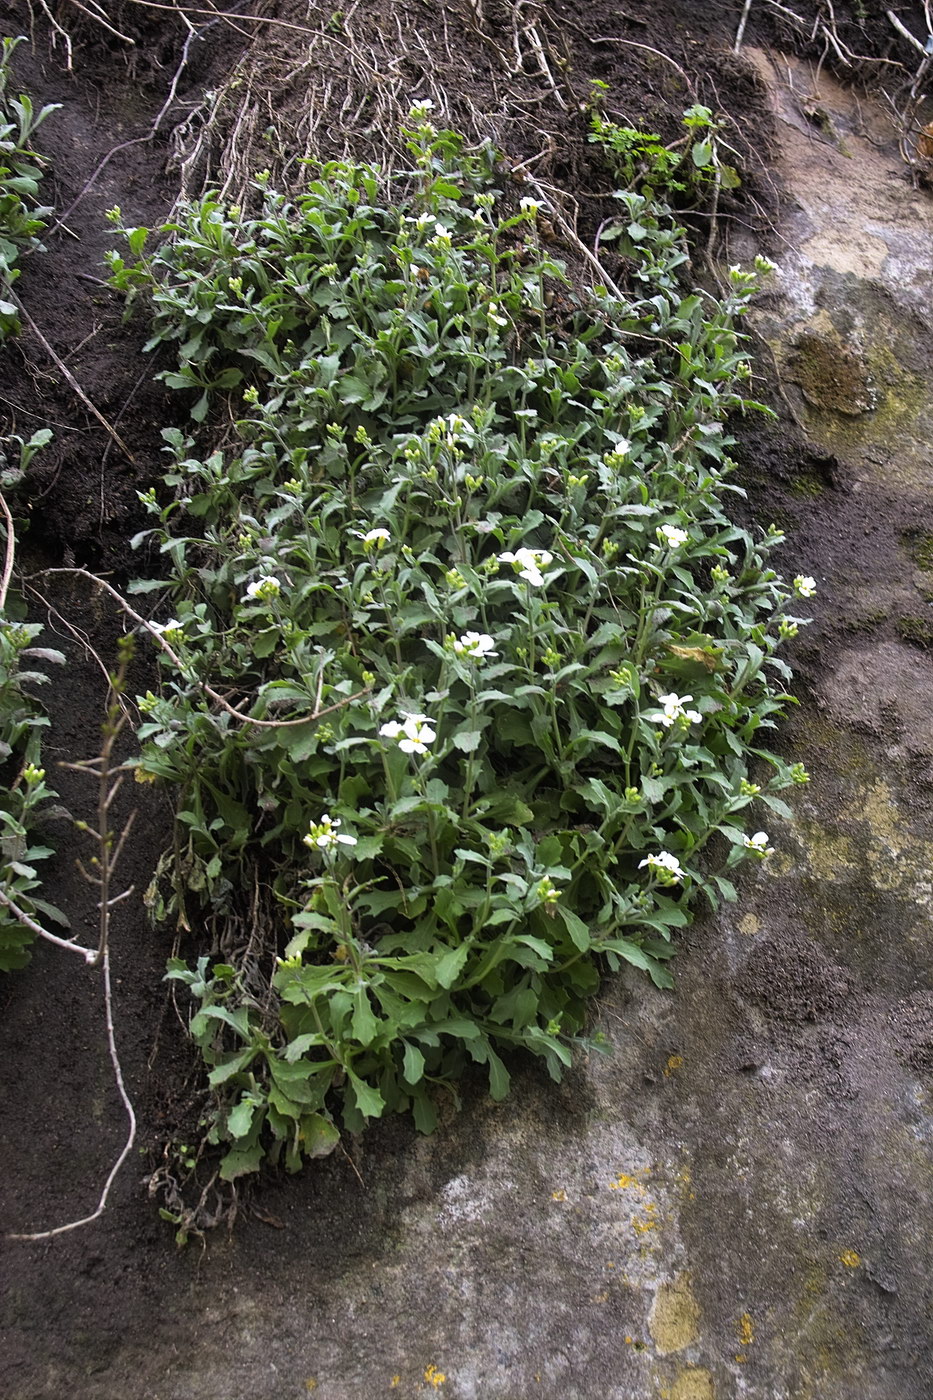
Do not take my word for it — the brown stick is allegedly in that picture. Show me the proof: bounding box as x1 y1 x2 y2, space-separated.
13 297 137 467
0 887 97 962
33 568 371 728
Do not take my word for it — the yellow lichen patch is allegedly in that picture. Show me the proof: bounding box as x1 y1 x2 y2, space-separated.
670 1366 715 1400
664 1055 684 1077
738 1312 754 1347
799 822 858 882
424 1364 446 1388
633 1217 657 1234
649 1274 701 1354
840 1249 861 1268
390 1378 401 1389
847 781 932 896
611 1173 646 1195
738 912 760 936
593 1290 610 1304
551 1189 567 1202
844 779 899 844
305 1382 318 1394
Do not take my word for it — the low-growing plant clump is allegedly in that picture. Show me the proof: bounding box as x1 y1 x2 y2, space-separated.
0 37 61 969
107 106 811 1191
0 35 58 338
0 594 67 970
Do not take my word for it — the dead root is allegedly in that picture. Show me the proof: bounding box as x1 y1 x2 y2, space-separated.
155 0 585 208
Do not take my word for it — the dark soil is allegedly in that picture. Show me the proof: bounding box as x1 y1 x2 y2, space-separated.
1 1 928 1396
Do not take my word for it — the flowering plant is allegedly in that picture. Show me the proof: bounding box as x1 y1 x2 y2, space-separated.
117 115 810 1185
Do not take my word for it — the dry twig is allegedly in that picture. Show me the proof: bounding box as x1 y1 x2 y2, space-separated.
11 295 136 466
6 647 138 1241
33 567 371 728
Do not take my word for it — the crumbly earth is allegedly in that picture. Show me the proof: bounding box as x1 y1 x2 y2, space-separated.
2 3 933 1398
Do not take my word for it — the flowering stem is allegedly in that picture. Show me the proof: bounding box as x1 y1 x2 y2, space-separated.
380 747 398 806
632 560 667 668
376 577 404 669
461 687 479 818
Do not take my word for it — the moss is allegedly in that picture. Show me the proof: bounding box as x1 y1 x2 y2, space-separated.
790 331 875 415
841 609 888 633
902 530 933 573
793 332 930 468
790 472 825 498
895 614 933 649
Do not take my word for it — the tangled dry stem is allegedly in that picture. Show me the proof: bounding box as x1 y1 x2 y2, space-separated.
5 645 138 1242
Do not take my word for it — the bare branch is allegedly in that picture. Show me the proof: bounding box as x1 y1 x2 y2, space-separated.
0 490 15 613
7 946 137 1241
11 297 136 467
0 887 97 962
31 567 372 728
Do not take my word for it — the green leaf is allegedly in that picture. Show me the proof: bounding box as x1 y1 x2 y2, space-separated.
227 1095 260 1138
299 1112 340 1158
485 1048 511 1101
207 1048 257 1085
558 906 591 952
347 1069 385 1120
452 729 483 753
402 1041 426 1086
219 1139 266 1181
351 987 380 1046
190 1003 252 1040
434 943 470 989
411 1087 438 1134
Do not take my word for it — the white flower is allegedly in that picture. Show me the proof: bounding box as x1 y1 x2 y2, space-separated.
498 547 554 587
793 575 816 598
410 97 435 113
360 526 390 550
487 301 508 327
638 851 685 883
656 524 689 550
453 631 498 660
379 713 436 754
149 618 184 639
303 813 358 853
519 196 540 213
602 440 631 465
743 831 775 857
428 413 468 447
243 577 281 602
648 693 702 728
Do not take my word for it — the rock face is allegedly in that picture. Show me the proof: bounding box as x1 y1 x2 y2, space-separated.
4 49 933 1400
